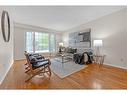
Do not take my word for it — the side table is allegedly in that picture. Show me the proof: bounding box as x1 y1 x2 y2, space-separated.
93 55 106 67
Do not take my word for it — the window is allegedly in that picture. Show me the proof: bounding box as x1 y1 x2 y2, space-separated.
26 32 56 53
26 32 34 52
50 34 55 52
35 32 49 52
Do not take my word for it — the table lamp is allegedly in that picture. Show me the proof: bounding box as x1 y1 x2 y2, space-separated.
59 42 64 53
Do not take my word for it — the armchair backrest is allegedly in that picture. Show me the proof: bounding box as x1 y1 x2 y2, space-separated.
24 51 34 72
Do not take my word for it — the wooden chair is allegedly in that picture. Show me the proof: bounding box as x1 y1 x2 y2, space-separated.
24 51 51 82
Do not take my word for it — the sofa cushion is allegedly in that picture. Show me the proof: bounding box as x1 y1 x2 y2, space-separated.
66 47 77 54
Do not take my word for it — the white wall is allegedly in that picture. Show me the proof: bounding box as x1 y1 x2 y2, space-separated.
14 23 62 60
0 7 14 84
63 8 127 69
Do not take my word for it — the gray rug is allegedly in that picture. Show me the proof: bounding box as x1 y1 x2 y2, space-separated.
50 58 87 78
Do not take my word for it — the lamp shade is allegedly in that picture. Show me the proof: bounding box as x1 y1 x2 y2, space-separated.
59 42 63 47
93 40 103 47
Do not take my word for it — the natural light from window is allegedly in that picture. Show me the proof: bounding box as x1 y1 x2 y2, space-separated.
26 32 55 53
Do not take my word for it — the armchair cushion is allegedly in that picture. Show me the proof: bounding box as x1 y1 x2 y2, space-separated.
32 59 50 69
29 53 45 59
29 55 38 64
28 53 45 64
36 55 45 60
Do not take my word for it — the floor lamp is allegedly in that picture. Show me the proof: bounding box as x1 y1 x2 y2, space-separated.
93 40 103 56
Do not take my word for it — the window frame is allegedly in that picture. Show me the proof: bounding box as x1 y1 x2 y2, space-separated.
49 33 56 52
26 31 56 53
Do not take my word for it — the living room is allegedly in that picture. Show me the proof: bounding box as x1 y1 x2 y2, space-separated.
0 6 127 89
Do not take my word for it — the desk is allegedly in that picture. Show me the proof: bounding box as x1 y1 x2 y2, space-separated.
93 55 106 66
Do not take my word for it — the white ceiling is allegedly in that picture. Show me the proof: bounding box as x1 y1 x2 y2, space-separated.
10 6 126 31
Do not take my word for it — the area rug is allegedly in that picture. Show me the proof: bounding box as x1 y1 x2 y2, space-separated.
50 58 88 78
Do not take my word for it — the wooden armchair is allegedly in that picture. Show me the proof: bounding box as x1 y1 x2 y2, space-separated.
24 51 51 82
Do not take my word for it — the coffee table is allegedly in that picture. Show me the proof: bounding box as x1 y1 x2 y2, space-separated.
55 53 73 64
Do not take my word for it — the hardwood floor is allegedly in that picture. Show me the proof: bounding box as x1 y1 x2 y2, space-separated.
0 60 127 89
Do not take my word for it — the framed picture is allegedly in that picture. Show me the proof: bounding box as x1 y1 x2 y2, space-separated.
69 28 91 48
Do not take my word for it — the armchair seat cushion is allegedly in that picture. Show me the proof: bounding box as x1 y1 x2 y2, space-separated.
32 59 50 69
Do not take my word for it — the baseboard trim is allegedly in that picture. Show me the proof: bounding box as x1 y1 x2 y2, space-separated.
0 60 14 84
104 63 127 70
14 59 26 61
